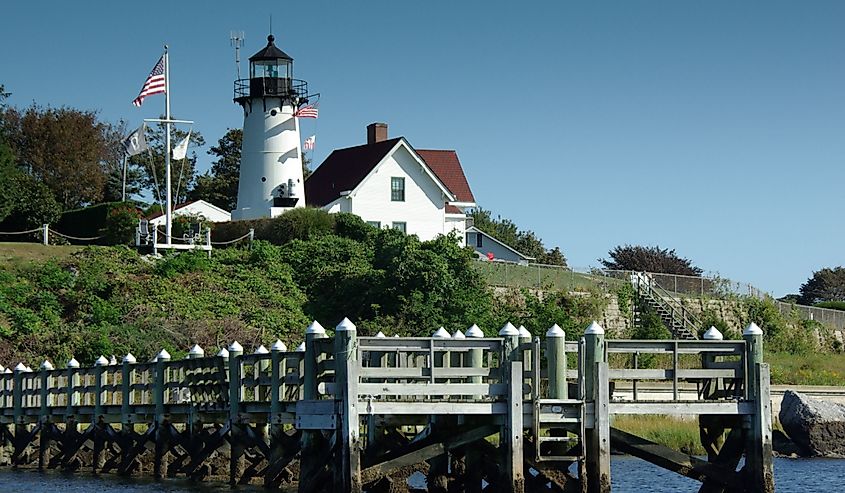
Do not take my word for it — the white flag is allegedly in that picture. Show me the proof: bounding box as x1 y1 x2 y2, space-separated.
172 130 192 160
303 135 316 151
123 124 148 157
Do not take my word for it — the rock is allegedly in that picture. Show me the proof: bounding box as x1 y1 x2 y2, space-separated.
779 390 845 457
772 429 801 458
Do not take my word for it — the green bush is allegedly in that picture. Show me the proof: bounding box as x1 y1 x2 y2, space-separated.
212 210 372 247
103 203 142 245
741 297 815 354
269 207 335 243
155 250 211 277
334 212 375 242
815 301 845 311
56 202 120 239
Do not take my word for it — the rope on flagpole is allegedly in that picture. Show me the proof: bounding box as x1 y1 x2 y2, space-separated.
144 142 164 213
173 126 193 207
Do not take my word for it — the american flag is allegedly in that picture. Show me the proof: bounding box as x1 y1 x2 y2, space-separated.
294 104 319 118
132 56 166 107
303 135 316 151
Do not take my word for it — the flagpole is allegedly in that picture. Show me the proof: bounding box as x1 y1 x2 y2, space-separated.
164 44 172 247
121 154 127 202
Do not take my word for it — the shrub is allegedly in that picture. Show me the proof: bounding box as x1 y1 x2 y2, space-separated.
155 250 211 277
815 301 845 311
103 203 142 245
269 207 335 243
334 212 375 242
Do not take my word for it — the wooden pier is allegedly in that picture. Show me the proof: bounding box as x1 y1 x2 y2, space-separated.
0 320 774 492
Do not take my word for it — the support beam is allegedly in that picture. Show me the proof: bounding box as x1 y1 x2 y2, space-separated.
360 425 498 484
610 427 745 491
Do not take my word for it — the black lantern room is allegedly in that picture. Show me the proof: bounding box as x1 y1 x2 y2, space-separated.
234 35 308 105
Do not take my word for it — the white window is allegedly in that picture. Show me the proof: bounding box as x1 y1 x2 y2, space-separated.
366 221 381 228
392 221 406 233
391 177 405 201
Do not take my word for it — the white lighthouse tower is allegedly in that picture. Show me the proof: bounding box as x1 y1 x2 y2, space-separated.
232 35 309 220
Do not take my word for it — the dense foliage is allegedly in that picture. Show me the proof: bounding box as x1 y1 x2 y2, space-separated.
798 267 845 305
599 245 703 276
470 207 567 266
2 104 121 209
0 210 601 366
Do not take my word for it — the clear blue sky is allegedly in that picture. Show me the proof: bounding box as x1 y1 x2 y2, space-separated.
3 1 844 297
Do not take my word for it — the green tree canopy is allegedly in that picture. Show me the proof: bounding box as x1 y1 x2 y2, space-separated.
3 104 119 209
190 128 241 210
128 121 205 208
101 120 144 202
799 267 845 305
599 245 703 276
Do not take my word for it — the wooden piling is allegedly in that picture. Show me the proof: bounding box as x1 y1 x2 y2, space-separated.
500 323 524 492
546 324 567 399
744 323 774 493
335 318 361 493
584 321 610 493
153 350 170 479
228 341 244 486
465 324 485 493
299 321 327 492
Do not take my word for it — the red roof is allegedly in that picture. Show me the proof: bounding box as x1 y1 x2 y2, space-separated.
305 138 402 207
416 149 475 203
306 139 475 210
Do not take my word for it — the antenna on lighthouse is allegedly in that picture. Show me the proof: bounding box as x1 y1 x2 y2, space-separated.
230 31 245 80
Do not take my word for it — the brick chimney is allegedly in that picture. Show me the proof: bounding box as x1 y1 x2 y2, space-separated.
367 122 388 144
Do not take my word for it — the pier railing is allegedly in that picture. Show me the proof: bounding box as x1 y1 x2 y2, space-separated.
0 320 773 493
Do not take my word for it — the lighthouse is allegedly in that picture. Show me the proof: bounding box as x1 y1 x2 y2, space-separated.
232 35 309 220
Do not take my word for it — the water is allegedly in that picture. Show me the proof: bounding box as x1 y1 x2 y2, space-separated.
1 457 844 492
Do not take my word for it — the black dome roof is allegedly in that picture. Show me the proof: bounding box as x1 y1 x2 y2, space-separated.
249 35 292 62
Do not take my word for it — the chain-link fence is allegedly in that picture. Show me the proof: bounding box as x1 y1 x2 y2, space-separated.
776 302 845 331
474 261 845 331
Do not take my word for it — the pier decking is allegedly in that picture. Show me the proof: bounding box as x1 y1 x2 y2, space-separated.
0 320 773 492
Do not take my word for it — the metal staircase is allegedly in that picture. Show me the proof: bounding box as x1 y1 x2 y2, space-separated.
630 272 701 340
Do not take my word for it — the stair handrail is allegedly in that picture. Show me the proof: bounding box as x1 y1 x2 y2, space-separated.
631 271 703 339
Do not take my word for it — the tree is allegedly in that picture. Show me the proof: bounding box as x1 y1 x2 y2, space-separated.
0 171 62 231
128 121 205 207
798 267 845 305
599 245 703 276
101 121 144 202
4 104 116 209
190 128 241 210
470 207 567 266
0 136 18 222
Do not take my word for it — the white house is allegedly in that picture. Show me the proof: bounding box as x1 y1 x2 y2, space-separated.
466 226 535 265
148 199 232 227
305 123 476 244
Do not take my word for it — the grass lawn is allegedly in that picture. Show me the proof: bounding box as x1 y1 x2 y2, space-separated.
611 415 704 455
473 261 623 292
766 351 845 386
0 242 85 267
